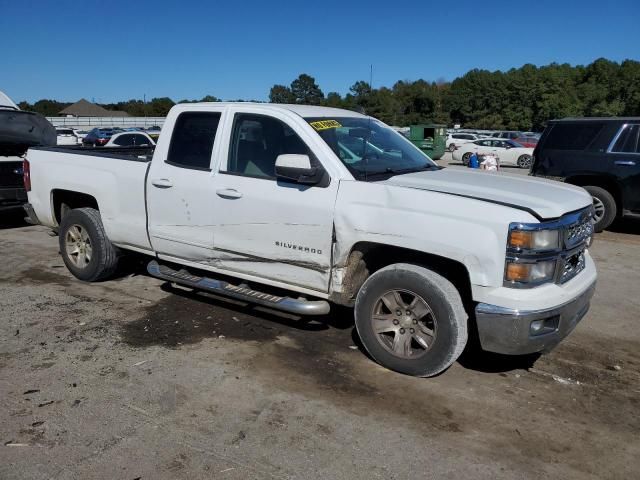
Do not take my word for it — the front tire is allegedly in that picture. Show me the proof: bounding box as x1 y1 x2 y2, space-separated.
354 264 468 377
584 186 616 232
448 143 456 152
59 208 119 282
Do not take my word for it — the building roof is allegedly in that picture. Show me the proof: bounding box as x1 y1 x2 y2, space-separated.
59 99 129 117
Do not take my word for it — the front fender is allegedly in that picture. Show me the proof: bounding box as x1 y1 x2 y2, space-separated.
334 180 538 288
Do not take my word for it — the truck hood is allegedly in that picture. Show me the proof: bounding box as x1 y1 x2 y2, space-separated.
380 168 592 220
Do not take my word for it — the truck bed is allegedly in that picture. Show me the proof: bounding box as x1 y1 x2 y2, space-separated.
30 145 155 162
26 146 154 252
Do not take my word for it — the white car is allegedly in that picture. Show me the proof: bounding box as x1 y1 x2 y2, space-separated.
452 138 534 168
105 131 156 147
56 128 78 146
445 132 493 152
73 129 88 144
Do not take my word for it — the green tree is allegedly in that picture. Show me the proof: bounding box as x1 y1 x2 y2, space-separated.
324 92 343 108
31 99 71 116
290 74 324 105
269 84 295 103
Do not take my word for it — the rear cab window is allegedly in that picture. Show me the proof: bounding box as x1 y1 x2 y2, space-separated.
166 112 222 170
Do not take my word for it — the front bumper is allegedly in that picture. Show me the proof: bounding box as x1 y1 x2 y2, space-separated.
475 281 596 355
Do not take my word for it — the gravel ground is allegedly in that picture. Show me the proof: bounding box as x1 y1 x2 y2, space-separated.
1 188 639 479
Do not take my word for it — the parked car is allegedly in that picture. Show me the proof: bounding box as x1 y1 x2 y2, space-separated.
492 131 523 140
453 138 534 168
446 133 481 152
105 131 156 147
56 128 78 146
1 90 56 212
144 126 162 141
513 136 539 148
82 128 114 146
24 102 596 378
531 117 640 232
72 129 88 144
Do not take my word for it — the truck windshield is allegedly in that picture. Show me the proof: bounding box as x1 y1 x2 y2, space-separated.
305 117 438 180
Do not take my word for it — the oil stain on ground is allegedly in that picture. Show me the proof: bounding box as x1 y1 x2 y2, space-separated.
121 283 348 348
17 267 72 287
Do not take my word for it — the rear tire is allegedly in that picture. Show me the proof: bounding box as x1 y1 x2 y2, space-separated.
517 154 532 169
462 152 471 166
448 143 456 152
59 207 119 282
354 264 468 377
584 186 616 232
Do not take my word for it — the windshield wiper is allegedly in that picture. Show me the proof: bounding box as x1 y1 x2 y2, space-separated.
360 164 438 180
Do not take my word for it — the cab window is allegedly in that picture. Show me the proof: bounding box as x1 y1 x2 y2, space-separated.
166 112 222 170
225 113 311 179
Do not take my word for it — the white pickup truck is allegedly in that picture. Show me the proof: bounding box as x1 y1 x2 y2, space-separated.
24 103 597 376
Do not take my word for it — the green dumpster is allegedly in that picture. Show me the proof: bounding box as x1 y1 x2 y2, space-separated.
407 124 447 160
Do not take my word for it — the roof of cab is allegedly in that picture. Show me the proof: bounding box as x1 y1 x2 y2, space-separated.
176 102 367 119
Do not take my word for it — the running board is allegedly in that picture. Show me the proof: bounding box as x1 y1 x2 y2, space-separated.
147 260 330 316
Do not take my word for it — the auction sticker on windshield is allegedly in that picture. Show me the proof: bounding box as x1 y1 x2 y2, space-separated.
309 120 342 131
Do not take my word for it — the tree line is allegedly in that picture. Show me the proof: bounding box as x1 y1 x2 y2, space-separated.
17 58 639 131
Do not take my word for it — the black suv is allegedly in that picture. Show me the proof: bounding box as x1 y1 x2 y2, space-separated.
531 118 640 231
0 158 26 211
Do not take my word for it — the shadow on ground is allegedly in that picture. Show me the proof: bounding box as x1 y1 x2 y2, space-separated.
608 217 640 235
121 277 538 375
0 207 29 230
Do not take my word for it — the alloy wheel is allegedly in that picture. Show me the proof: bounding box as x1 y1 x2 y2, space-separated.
370 289 437 359
65 224 93 268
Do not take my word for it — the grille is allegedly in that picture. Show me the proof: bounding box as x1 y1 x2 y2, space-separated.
565 219 593 248
0 162 24 188
559 250 586 284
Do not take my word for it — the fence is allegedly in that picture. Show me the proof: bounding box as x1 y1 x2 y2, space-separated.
46 117 166 129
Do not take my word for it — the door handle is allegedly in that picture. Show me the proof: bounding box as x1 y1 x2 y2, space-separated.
614 160 636 166
216 188 243 199
151 178 173 188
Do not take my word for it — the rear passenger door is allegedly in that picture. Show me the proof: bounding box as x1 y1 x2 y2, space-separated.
608 123 640 212
147 108 225 262
211 108 338 293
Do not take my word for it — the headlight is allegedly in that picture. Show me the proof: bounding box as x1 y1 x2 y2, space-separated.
508 229 560 251
505 259 557 284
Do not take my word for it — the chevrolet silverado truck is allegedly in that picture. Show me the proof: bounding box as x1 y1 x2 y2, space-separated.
23 103 597 376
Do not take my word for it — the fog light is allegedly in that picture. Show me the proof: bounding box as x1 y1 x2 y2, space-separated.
530 319 545 334
529 315 560 336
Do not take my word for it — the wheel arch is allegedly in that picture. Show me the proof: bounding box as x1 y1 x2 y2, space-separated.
330 241 473 309
564 175 622 216
51 189 100 226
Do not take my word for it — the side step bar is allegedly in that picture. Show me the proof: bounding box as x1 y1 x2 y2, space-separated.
147 260 330 316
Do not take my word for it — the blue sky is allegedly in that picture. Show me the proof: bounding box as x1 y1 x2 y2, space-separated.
1 0 639 103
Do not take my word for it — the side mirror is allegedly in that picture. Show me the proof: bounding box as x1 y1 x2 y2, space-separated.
275 154 321 185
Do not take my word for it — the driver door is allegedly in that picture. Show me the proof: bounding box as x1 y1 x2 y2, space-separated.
211 108 339 293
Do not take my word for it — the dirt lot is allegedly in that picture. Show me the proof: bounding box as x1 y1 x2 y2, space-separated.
1 194 639 479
